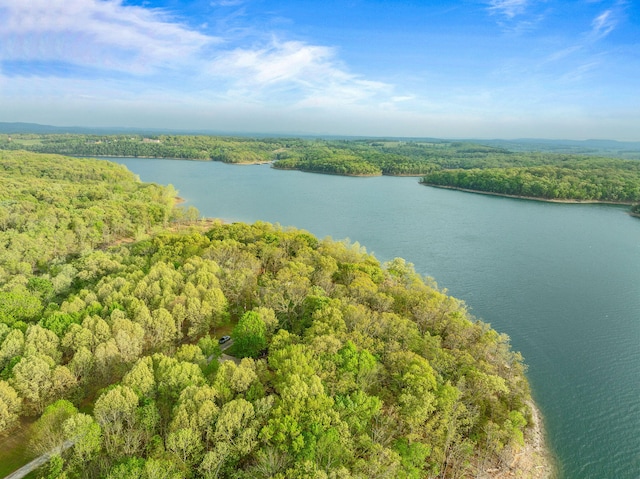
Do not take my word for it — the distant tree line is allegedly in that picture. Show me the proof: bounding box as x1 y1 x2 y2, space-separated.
0 134 285 163
421 160 640 203
3 133 638 209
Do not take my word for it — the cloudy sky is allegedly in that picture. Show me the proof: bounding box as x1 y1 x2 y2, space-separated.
0 0 638 139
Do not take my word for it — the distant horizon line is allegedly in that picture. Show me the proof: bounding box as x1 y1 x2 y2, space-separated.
1 121 639 145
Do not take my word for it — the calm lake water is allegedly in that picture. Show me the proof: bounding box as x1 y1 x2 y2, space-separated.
108 158 640 479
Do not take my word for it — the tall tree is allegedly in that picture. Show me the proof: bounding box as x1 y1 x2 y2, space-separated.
231 311 267 358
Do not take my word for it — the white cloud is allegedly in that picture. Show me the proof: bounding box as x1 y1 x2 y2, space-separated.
0 0 401 109
590 9 617 39
535 3 627 87
487 0 529 18
212 40 336 85
0 0 214 72
558 60 602 83
485 0 545 35
546 45 583 63
208 39 392 105
210 0 245 6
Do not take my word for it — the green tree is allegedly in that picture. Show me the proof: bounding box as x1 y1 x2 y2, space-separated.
122 356 156 399
232 311 267 358
29 399 78 455
93 385 141 459
169 385 219 445
0 329 24 372
166 427 204 472
62 412 102 469
10 353 55 414
153 354 206 403
0 380 21 435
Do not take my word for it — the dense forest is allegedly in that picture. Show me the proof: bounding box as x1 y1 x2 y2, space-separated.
421 160 640 202
0 134 521 175
2 133 640 211
0 134 282 164
0 151 541 478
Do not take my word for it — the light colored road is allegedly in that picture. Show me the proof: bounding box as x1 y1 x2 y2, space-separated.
3 440 73 479
207 338 239 364
220 338 234 352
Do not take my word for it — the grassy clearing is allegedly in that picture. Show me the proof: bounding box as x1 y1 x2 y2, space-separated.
9 139 44 146
0 417 38 478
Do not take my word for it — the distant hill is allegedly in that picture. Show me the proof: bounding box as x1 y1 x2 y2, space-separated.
0 122 74 134
0 122 310 138
0 122 176 135
465 138 640 160
1 122 639 159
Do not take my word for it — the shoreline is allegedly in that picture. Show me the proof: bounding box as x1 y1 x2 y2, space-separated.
85 154 271 165
94 155 635 204
170 173 553 478
512 400 558 478
272 166 426 178
165 216 559 479
421 183 635 206
478 400 557 479
271 165 381 177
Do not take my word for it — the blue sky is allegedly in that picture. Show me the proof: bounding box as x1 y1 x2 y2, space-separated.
0 0 638 139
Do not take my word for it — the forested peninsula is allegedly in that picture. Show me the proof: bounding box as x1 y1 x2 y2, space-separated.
420 161 640 203
0 150 552 478
2 133 640 211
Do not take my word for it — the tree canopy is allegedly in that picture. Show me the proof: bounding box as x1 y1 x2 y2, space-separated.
0 151 539 478
421 160 640 203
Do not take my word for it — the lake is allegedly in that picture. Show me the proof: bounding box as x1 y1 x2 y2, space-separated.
108 157 640 479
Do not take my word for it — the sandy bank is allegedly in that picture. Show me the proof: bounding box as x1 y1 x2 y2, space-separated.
480 400 557 479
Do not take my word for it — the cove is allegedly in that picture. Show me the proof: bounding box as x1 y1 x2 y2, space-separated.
107 157 640 479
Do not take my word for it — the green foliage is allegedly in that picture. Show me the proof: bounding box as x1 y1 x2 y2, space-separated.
422 159 640 203
0 290 43 326
197 335 221 359
39 312 77 338
0 153 536 478
4 134 640 208
41 454 64 479
0 150 184 281
29 399 78 454
231 311 267 358
394 438 432 479
0 380 21 435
